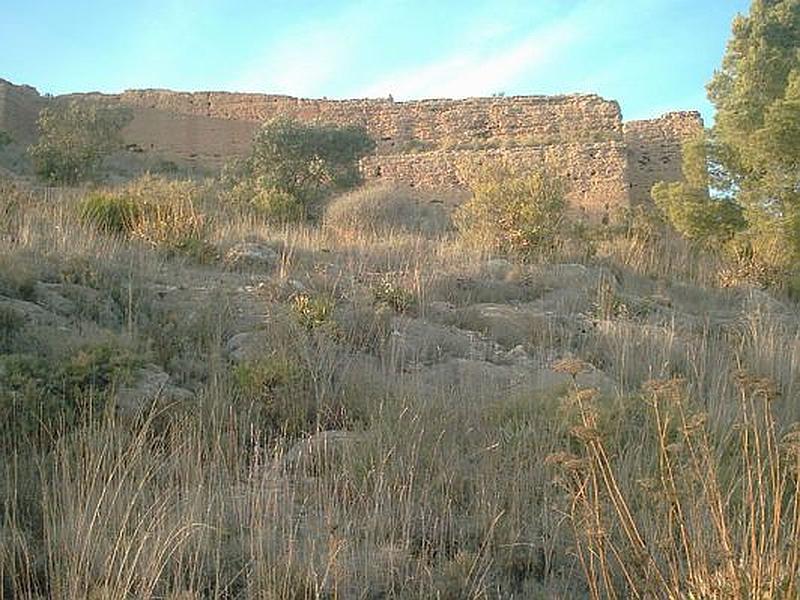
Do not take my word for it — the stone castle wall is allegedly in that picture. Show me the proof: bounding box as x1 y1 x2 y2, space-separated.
361 142 630 218
114 90 623 154
0 78 703 217
623 111 704 205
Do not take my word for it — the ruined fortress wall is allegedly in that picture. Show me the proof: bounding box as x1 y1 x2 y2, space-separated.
0 79 45 144
116 90 623 154
122 107 258 170
623 111 704 205
0 78 702 219
361 141 630 219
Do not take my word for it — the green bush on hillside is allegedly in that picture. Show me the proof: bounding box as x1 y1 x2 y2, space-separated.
79 192 141 234
0 343 141 441
455 161 566 258
78 175 215 261
28 100 132 184
223 117 375 222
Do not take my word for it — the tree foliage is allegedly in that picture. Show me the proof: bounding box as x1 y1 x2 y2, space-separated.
455 161 566 258
223 117 375 222
651 133 745 245
28 100 132 184
707 0 800 255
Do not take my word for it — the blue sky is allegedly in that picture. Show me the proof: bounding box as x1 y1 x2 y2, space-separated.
1 0 750 122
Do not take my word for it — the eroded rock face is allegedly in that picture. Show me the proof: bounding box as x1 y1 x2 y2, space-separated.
405 355 616 399
224 242 280 270
282 430 364 475
115 364 194 415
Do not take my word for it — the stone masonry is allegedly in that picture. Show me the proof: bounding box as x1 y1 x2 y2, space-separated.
0 78 703 219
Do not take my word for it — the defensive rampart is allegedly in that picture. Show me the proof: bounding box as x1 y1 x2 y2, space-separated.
0 78 703 219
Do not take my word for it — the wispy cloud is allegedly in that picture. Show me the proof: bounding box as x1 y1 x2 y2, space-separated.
354 0 665 100
230 3 378 96
357 19 582 100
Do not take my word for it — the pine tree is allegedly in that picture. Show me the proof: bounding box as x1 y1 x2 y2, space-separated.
707 0 800 256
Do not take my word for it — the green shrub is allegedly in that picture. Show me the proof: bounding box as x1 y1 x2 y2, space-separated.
454 161 566 258
78 192 141 234
651 134 745 246
251 187 306 223
0 343 141 441
323 183 452 238
0 130 12 147
290 293 336 331
233 353 311 435
28 100 132 184
372 275 415 313
222 117 375 221
78 175 215 261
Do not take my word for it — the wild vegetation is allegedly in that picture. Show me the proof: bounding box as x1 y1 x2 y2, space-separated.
2 159 799 598
0 1 798 598
27 100 132 184
221 117 375 223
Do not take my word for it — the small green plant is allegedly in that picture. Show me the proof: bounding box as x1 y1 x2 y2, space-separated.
455 161 566 259
290 293 336 331
372 275 415 313
250 187 306 223
0 130 13 147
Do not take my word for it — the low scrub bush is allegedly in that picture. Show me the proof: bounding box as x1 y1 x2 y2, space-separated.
250 186 307 223
372 274 415 314
78 192 141 234
324 183 452 238
222 117 375 223
291 292 336 332
455 161 566 259
0 304 24 352
78 175 215 261
0 342 141 442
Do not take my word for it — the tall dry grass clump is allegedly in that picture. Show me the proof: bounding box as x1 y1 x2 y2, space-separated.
323 183 452 240
550 375 800 599
79 175 214 260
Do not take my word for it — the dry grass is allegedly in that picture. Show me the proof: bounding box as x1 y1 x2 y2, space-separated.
1 176 799 598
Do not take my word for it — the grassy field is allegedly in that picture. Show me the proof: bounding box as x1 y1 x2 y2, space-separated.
1 177 798 599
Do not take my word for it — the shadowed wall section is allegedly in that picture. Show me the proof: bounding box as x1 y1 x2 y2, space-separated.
0 78 45 145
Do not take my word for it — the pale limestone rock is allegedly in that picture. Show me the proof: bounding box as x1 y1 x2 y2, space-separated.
115 364 193 415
